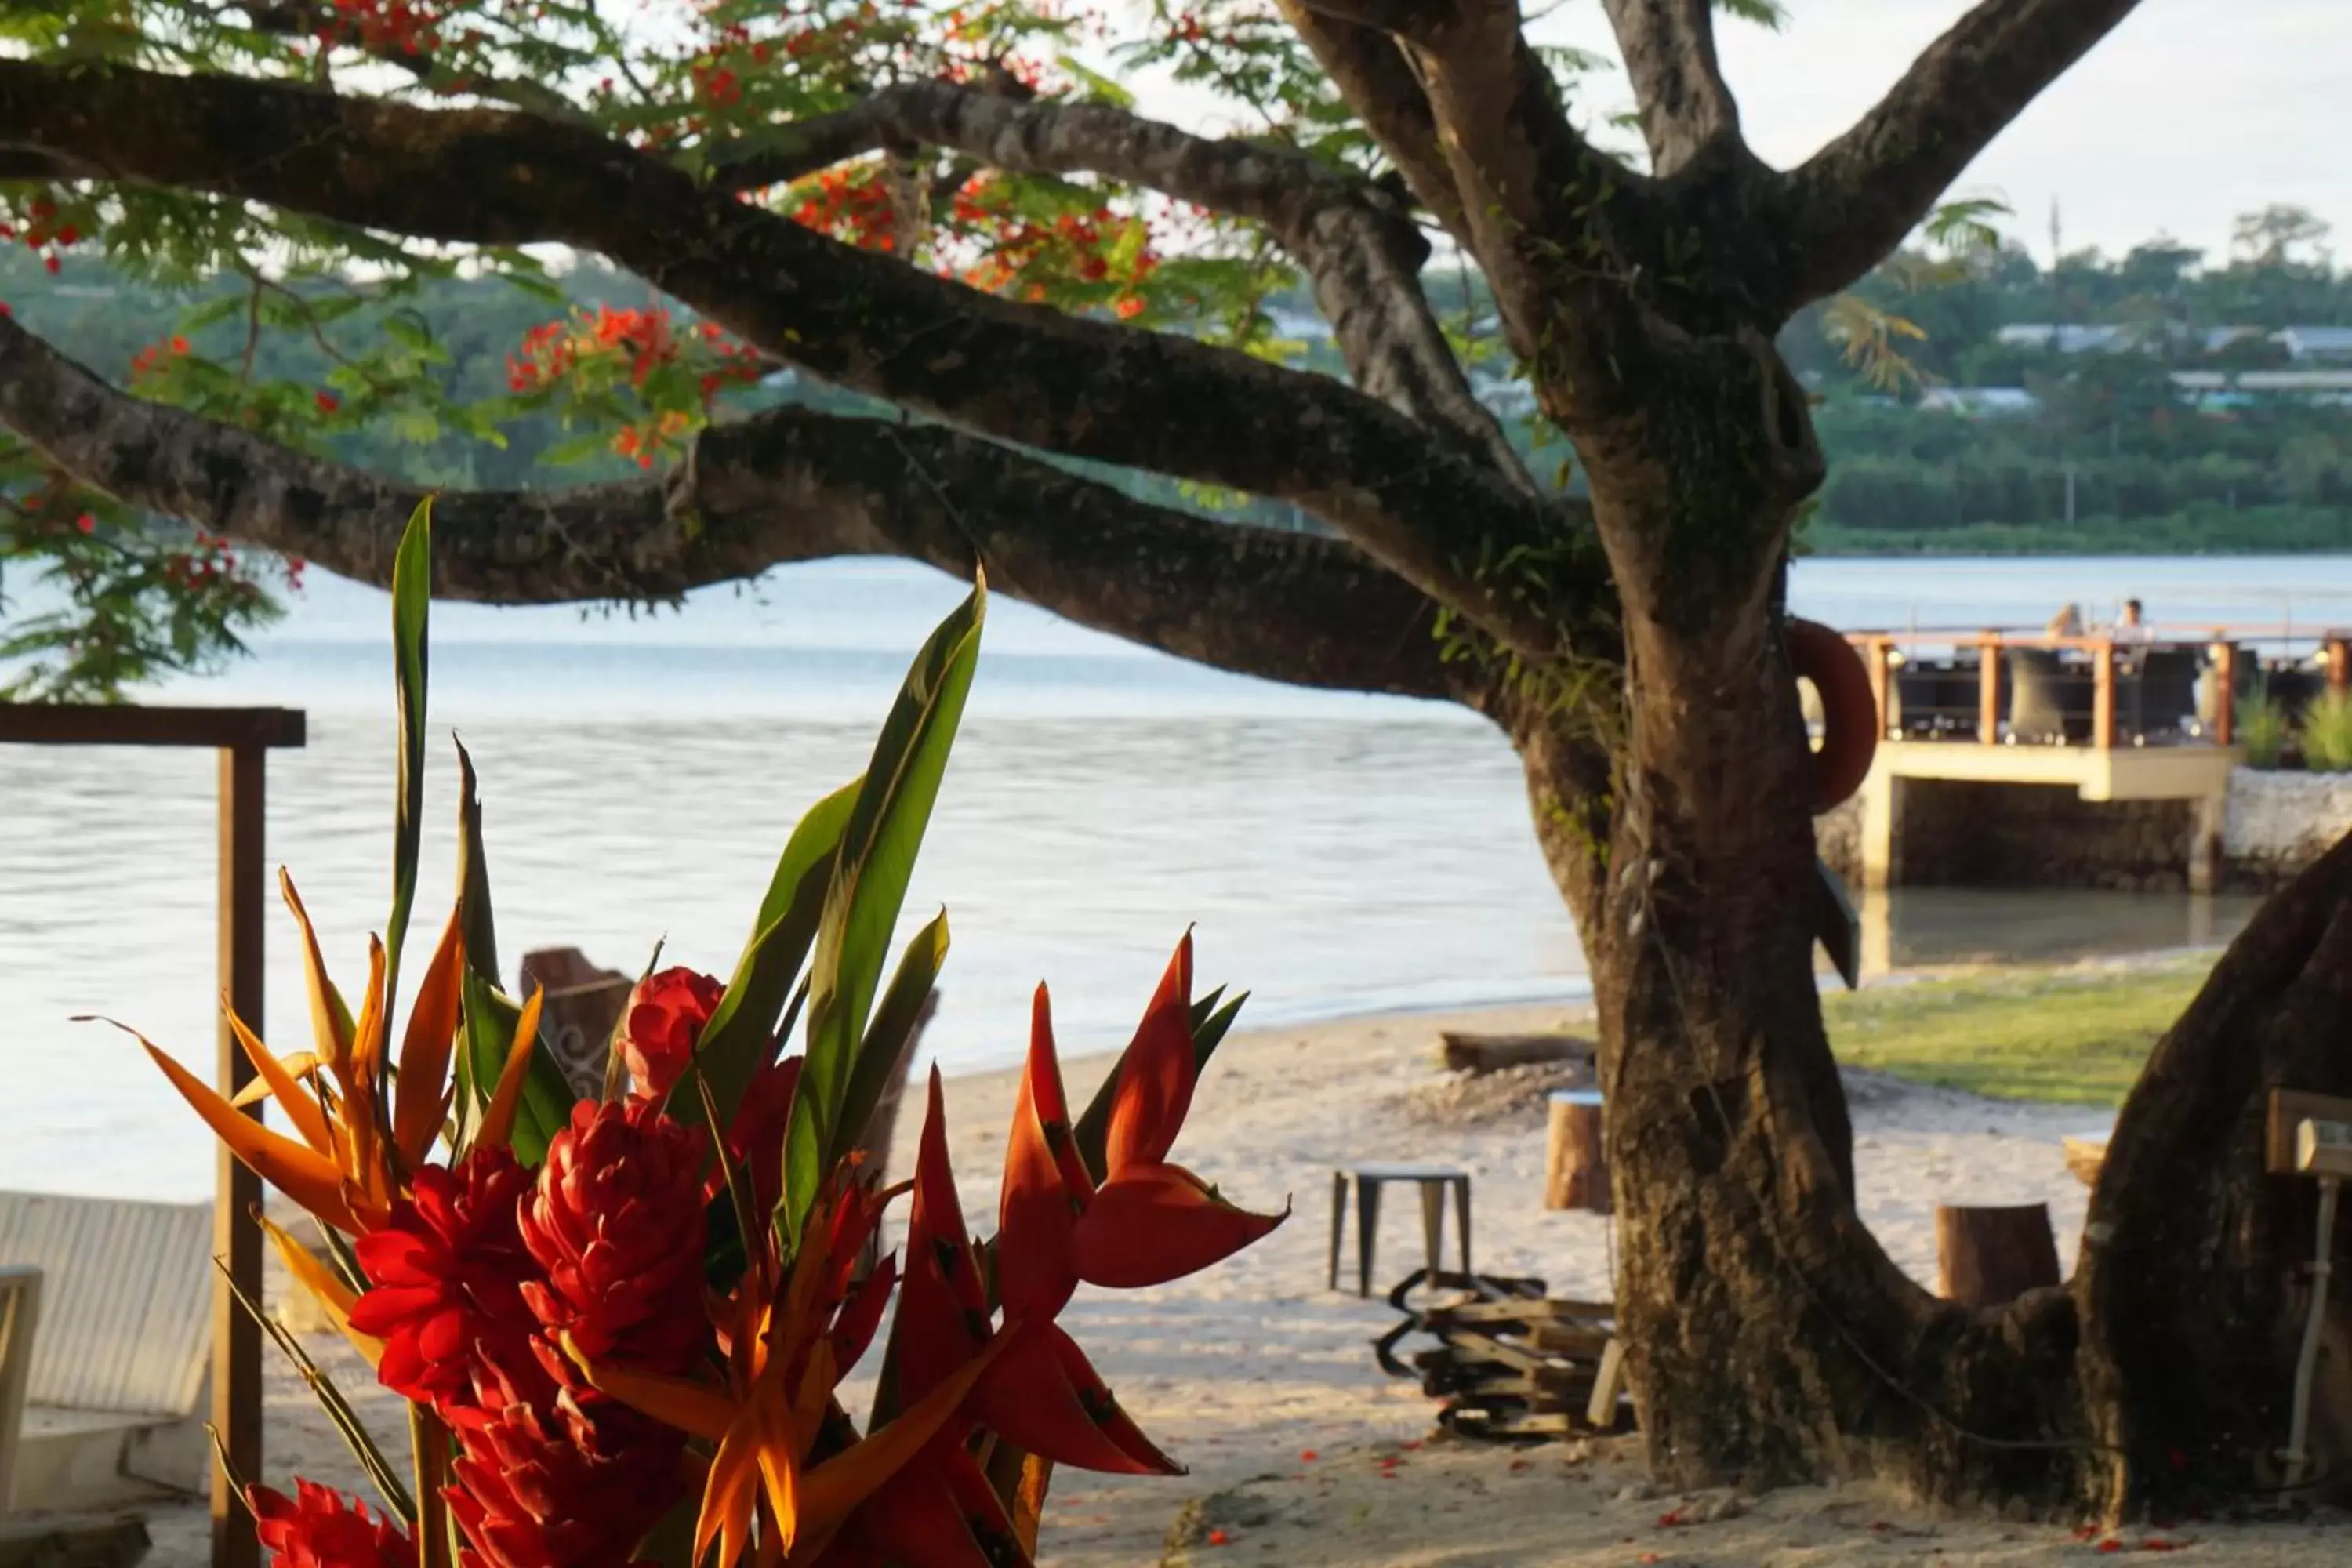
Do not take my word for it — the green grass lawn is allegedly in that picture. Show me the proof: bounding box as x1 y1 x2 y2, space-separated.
1823 959 2212 1107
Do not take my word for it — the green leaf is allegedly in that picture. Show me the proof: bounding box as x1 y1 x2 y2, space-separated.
455 967 572 1166
537 430 618 468
453 738 499 989
1057 55 1135 107
786 580 985 1238
670 777 863 1135
829 910 948 1172
385 498 433 1018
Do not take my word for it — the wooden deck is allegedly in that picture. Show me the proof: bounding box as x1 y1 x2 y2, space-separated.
1829 624 2342 893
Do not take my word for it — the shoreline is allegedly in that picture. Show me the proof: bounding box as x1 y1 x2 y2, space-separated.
162 959 2344 1568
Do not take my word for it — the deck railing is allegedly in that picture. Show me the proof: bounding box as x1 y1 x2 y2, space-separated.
1838 626 2352 753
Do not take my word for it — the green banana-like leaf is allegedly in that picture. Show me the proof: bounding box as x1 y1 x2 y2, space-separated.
788 579 985 1237
827 909 948 1174
1069 986 1249 1184
385 498 434 1014
455 967 572 1166
670 775 862 1135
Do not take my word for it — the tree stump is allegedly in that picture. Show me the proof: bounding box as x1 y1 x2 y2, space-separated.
1545 1091 1610 1214
1934 1202 2060 1308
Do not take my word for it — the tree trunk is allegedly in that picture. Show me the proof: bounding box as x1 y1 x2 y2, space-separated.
1509 342 2082 1506
1495 332 2352 1519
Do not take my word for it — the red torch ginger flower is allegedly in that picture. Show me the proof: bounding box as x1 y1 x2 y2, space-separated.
448 1389 684 1568
520 1098 711 1374
347 1144 539 1416
247 1480 412 1568
615 965 725 1104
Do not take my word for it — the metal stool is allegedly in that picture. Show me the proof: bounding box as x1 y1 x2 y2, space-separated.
1328 1163 1471 1297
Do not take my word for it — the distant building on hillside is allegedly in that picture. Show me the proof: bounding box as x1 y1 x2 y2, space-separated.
1917 386 2042 417
1994 323 2144 354
2273 326 2352 363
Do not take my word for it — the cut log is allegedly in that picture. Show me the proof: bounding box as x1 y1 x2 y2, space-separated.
2062 1137 2107 1189
1935 1203 2060 1308
1544 1091 1610 1214
1439 1031 1596 1076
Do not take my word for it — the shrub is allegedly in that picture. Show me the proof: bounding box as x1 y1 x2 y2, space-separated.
2239 680 2292 769
2300 688 2352 772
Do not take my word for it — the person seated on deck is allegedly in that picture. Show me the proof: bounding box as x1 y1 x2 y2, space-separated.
2110 597 2155 645
2044 603 2084 640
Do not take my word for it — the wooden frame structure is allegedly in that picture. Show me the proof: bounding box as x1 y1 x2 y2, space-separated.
0 704 306 1568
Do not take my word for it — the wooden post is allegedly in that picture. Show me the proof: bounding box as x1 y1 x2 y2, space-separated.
2215 639 2238 746
1865 637 1893 739
1544 1092 1610 1214
2092 639 2116 751
1976 634 2003 743
2330 635 2350 695
214 744 265 1568
1934 1203 2060 1308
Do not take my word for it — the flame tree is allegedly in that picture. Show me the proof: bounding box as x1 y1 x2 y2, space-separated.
5 0 2347 1521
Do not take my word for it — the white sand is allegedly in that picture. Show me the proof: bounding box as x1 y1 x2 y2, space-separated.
138 1001 2343 1566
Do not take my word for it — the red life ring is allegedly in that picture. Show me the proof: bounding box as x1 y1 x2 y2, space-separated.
1789 619 1877 812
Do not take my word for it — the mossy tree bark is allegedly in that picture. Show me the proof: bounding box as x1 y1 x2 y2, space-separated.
14 0 2336 1524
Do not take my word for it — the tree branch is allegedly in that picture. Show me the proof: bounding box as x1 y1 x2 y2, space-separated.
0 60 1605 661
724 78 1534 492
1601 0 1740 175
0 309 1463 700
1398 6 1659 420
1777 0 2146 307
1272 2 1471 247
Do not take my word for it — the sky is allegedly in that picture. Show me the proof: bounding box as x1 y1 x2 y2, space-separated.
1141 0 2352 268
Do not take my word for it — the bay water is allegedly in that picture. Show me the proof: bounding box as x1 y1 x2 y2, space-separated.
5 554 2338 1199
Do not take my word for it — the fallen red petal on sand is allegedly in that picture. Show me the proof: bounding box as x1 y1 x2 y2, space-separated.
1300 1450 1319 1462
1402 1439 1423 1450
1207 1529 1229 1547
2096 1542 2122 1555
1639 1555 1661 1566
1657 1512 1685 1529
1509 1459 1531 1472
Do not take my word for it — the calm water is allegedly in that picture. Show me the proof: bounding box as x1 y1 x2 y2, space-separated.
2 555 2335 1199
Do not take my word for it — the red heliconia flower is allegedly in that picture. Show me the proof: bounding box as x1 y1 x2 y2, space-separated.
348 1144 539 1416
448 1386 685 1568
897 1069 1178 1479
520 1098 711 1375
1005 935 1286 1301
247 1480 412 1568
615 965 726 1104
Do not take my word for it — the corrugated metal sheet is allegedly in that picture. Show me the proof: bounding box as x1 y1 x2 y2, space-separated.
0 1195 209 1418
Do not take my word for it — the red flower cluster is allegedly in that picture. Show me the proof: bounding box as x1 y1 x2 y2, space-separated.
348 1146 539 1413
949 177 1159 317
1 196 76 274
790 167 902 254
506 308 762 468
314 0 442 56
344 1105 714 1568
521 1099 710 1372
129 335 193 387
615 966 726 1104
249 1481 412 1568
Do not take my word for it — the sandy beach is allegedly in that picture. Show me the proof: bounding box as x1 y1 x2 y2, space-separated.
139 996 2345 1566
